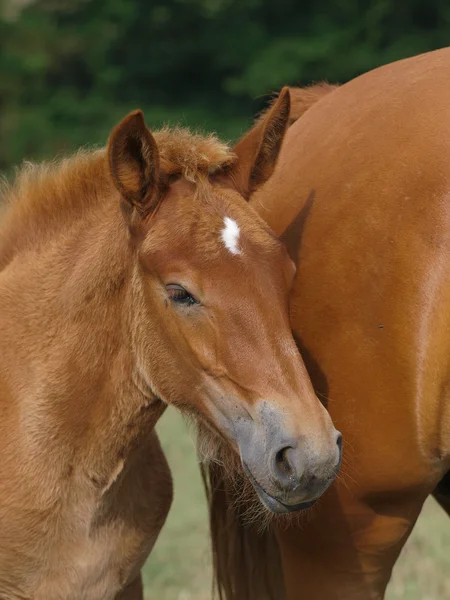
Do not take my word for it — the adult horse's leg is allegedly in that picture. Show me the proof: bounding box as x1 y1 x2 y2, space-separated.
115 575 144 600
274 483 431 600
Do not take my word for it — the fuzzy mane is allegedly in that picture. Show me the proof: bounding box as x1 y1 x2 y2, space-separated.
0 127 234 269
153 127 234 180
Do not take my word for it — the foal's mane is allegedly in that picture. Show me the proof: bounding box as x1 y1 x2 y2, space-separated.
0 127 234 268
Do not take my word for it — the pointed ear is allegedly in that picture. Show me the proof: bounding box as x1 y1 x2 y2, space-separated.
108 110 160 218
230 87 290 199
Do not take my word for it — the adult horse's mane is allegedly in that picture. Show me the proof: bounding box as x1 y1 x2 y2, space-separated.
256 82 338 126
0 127 234 269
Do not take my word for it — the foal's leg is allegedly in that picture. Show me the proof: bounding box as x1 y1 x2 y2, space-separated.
113 431 172 600
115 575 144 600
274 482 431 600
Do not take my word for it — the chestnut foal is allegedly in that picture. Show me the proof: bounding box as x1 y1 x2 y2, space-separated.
0 90 340 599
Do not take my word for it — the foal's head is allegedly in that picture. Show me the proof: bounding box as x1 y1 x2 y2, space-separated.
108 90 341 513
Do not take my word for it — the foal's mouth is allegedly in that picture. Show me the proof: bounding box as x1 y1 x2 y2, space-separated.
242 462 317 514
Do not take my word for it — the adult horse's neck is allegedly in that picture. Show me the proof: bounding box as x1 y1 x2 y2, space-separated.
0 151 164 493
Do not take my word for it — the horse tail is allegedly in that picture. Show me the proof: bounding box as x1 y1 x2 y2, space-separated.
257 82 338 127
201 461 285 600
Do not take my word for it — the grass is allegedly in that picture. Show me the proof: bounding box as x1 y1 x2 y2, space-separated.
143 409 449 600
388 499 450 599
143 410 210 600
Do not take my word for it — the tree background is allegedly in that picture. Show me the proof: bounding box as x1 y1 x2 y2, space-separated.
2 0 450 171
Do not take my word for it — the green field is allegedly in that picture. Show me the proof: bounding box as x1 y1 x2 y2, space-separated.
144 409 449 600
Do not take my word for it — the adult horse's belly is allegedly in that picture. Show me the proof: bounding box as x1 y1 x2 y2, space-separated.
252 47 450 598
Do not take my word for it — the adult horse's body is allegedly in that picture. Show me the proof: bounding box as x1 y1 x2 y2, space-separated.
0 93 341 599
207 47 450 599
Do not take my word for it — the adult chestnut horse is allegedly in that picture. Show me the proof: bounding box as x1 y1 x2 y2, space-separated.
0 90 341 599
205 47 450 600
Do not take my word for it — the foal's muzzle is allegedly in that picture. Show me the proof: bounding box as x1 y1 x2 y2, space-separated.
236 403 342 514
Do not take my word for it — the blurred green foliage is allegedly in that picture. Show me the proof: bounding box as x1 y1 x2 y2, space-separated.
1 0 450 170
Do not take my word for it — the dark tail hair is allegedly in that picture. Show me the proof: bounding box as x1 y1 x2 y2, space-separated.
202 461 285 600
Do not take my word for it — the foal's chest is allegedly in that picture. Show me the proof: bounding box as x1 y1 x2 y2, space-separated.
35 518 148 600
30 434 171 600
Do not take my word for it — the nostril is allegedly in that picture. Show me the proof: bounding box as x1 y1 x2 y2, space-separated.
336 433 343 452
275 446 295 479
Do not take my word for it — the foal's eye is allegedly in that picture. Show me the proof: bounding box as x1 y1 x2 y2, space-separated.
166 284 199 306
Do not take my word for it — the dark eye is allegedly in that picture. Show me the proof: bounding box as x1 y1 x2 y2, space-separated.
166 284 199 306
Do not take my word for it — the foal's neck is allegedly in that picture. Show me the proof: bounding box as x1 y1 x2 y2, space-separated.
0 194 163 488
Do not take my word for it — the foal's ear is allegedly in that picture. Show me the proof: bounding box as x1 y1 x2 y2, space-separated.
108 110 160 218
230 87 290 199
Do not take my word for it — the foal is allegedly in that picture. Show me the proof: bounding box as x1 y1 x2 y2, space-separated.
0 90 340 599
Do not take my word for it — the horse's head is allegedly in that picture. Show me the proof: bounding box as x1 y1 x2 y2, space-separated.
107 90 341 513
